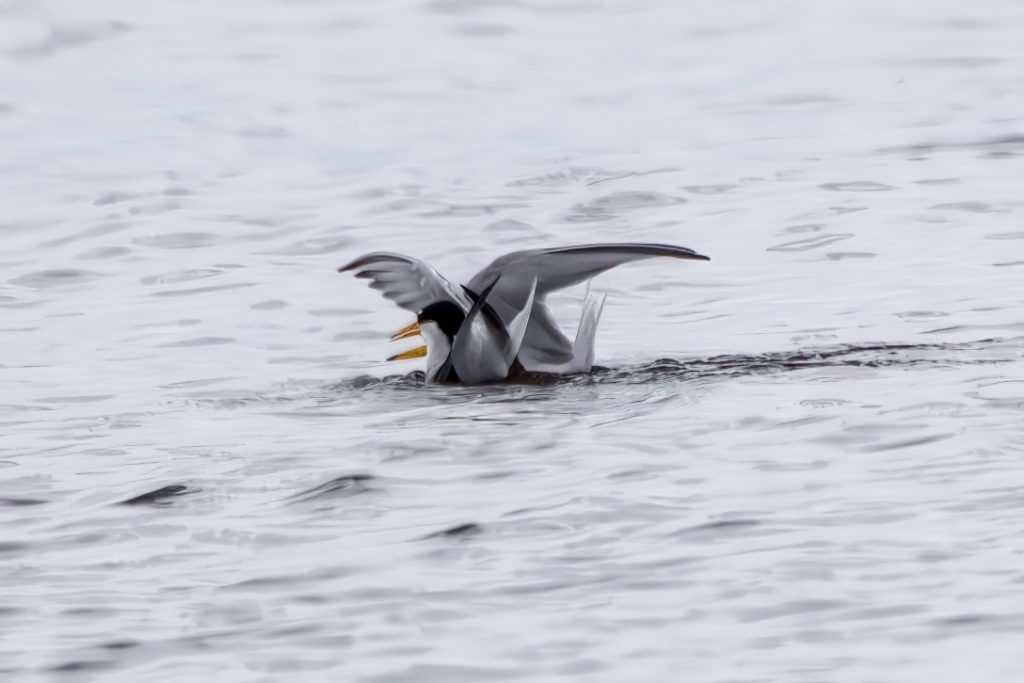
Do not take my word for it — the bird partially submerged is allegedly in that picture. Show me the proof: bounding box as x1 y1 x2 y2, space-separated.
338 243 709 384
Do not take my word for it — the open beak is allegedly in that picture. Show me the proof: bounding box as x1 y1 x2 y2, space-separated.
391 321 420 341
387 320 425 361
387 345 427 362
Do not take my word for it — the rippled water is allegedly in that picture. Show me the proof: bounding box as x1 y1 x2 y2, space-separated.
3 1 1024 681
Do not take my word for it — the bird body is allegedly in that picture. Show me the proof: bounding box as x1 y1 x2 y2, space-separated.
339 243 709 384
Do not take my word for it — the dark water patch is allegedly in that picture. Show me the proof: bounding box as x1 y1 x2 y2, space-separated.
782 223 824 234
0 541 29 554
930 612 1024 635
423 522 483 539
931 201 1002 213
8 21 129 60
157 336 237 347
878 134 1024 157
308 307 367 317
224 567 349 592
334 329 387 342
94 191 141 205
861 432 955 452
101 640 140 651
76 245 133 260
935 613 991 627
35 394 113 404
896 310 948 319
0 403 53 413
825 251 875 260
923 323 1024 335
9 269 103 289
763 92 841 106
656 340 1018 378
800 398 850 408
338 371 428 390
134 232 224 249
118 484 194 507
264 622 325 641
288 474 376 503
49 660 111 674
671 519 760 538
160 376 237 389
419 202 528 219
454 23 515 37
0 497 47 507
682 183 738 195
587 191 683 210
251 299 289 310
819 181 894 192
128 201 181 216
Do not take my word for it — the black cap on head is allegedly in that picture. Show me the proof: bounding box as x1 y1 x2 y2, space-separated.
418 302 465 341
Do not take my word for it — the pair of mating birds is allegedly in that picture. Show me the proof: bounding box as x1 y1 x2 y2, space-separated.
340 243 709 384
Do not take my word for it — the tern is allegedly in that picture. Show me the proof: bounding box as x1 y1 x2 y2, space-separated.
339 243 709 384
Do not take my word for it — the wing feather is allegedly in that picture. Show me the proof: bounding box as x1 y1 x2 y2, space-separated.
338 252 463 313
466 242 709 366
468 242 708 300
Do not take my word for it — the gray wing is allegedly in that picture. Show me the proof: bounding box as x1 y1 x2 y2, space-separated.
466 243 710 365
338 252 462 313
467 243 709 299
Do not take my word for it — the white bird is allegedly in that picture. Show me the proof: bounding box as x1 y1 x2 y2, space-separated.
338 243 709 384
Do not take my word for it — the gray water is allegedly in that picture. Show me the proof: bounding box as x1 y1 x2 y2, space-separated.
2 1 1024 681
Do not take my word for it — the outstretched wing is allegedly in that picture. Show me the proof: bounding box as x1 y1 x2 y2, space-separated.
466 243 710 365
468 243 709 301
338 252 463 313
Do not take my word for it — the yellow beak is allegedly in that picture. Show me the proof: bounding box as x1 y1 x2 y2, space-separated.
391 320 420 341
387 345 427 361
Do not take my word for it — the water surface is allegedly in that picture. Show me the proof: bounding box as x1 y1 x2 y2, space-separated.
2 1 1023 681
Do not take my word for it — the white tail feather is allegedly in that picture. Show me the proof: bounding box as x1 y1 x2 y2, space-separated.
573 289 607 372
503 277 536 366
